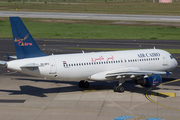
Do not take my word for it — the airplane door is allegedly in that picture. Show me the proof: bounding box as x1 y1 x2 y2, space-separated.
49 59 57 74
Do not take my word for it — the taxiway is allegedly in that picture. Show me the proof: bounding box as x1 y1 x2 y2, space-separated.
1 11 180 22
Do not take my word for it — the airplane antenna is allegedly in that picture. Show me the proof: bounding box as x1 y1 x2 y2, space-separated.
52 53 54 55
153 46 156 49
82 50 84 53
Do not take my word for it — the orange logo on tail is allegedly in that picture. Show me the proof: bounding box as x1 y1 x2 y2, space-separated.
14 34 32 46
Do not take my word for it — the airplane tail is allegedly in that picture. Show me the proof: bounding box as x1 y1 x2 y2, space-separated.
10 17 47 59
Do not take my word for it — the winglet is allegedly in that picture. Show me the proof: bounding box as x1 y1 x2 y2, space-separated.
10 17 47 59
165 71 171 77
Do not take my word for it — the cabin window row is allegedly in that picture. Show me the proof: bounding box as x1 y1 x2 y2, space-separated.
64 60 123 67
63 57 159 67
128 58 159 62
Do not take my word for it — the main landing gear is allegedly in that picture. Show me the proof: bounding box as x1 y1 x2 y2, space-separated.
113 79 125 92
79 80 89 88
113 84 124 92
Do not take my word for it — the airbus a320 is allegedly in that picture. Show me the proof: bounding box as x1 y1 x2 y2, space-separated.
0 17 178 92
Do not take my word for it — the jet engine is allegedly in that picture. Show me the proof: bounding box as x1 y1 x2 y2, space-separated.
135 74 162 87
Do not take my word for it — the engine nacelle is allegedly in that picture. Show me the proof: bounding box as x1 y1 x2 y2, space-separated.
135 74 162 87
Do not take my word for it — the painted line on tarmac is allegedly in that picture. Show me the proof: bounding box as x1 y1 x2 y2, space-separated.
145 79 180 111
160 79 180 85
135 115 145 120
151 92 175 97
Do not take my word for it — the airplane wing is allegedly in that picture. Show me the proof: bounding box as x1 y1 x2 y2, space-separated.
106 70 171 78
89 67 171 80
0 60 7 65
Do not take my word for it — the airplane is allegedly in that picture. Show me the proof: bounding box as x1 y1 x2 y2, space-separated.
0 17 178 92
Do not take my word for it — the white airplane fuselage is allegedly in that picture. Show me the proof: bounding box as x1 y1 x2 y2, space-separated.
6 49 178 81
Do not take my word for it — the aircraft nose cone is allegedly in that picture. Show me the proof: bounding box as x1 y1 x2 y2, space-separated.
175 59 178 67
173 59 178 69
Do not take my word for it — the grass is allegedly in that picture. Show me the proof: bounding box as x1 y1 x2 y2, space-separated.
64 47 180 54
1 18 180 40
0 2 180 15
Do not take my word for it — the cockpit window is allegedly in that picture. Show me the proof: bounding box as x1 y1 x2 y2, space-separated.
170 55 174 59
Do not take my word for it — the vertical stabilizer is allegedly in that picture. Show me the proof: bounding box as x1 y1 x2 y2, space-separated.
10 17 47 59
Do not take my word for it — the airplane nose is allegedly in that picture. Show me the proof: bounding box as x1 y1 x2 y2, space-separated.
174 59 178 68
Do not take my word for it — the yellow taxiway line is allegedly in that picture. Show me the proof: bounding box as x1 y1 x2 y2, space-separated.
145 79 180 111
135 116 145 120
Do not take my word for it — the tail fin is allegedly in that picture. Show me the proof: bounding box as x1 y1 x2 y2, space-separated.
10 17 47 59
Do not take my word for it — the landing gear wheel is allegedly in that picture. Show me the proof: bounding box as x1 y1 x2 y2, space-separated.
84 81 89 88
118 86 124 92
113 84 124 92
79 80 85 88
114 84 119 92
79 80 89 88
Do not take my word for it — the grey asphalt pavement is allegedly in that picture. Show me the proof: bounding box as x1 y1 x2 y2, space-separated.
1 11 180 22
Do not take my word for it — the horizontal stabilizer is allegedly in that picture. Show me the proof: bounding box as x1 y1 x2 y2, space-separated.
20 63 40 68
0 60 7 65
6 54 17 60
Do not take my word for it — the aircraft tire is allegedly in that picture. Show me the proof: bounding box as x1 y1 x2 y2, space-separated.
79 80 85 88
118 86 124 92
113 84 119 92
84 81 89 88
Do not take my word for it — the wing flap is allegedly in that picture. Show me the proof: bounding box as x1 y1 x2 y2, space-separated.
106 70 171 78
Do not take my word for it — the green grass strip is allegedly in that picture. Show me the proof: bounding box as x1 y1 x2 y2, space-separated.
1 2 180 15
1 18 180 40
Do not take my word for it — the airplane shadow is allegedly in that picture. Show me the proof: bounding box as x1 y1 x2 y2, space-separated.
0 77 176 98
